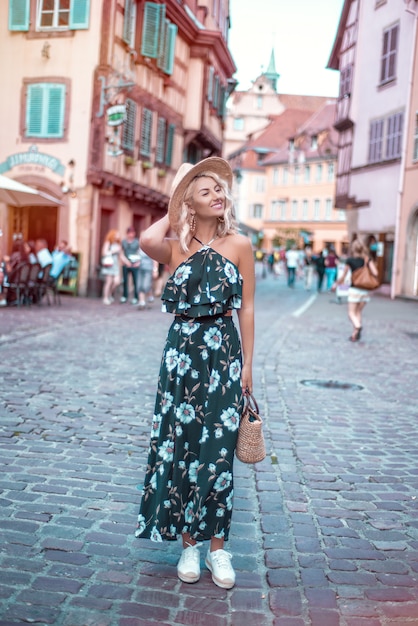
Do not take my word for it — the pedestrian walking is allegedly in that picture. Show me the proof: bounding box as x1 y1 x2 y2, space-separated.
335 237 378 341
324 245 339 291
285 244 300 287
314 249 326 292
302 245 314 291
136 248 156 308
120 226 140 304
101 229 121 305
135 156 255 590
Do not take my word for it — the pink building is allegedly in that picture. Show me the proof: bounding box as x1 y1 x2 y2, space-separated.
328 0 418 297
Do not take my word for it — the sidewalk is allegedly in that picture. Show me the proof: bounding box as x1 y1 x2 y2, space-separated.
0 279 417 626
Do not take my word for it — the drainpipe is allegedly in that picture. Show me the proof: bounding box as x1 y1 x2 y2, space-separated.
391 3 418 299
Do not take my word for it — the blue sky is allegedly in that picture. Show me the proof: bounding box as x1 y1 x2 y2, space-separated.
228 0 345 96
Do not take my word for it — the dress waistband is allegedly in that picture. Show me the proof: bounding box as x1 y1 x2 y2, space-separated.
175 311 233 322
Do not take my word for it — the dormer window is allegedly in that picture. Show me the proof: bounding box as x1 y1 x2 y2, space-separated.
311 135 318 150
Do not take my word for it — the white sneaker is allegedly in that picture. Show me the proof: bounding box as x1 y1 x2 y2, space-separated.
120 297 127 303
131 298 138 305
177 544 201 583
103 298 112 305
205 549 235 589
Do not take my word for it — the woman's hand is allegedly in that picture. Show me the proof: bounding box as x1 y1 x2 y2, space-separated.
241 363 253 396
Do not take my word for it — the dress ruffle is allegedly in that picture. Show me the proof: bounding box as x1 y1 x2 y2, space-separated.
161 247 242 317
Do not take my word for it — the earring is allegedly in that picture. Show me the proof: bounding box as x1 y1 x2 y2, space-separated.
189 213 196 233
217 216 225 224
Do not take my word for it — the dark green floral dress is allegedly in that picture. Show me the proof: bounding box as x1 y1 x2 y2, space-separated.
135 244 243 543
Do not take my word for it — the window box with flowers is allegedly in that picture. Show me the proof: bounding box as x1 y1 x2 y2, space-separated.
157 168 167 178
141 160 153 170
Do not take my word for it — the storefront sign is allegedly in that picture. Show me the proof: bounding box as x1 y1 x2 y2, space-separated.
107 105 126 127
0 145 65 176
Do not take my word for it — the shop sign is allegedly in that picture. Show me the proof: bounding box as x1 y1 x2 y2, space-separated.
107 105 126 127
0 145 65 176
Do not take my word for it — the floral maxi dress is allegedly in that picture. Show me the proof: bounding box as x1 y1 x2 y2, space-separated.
135 244 243 543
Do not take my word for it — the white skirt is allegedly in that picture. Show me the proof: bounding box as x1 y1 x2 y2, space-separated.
348 287 371 304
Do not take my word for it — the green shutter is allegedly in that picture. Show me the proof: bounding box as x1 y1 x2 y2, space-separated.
161 23 177 75
141 2 162 59
207 67 214 102
26 83 65 138
27 86 44 136
9 0 29 31
157 5 167 60
70 0 90 30
122 99 137 152
165 123 175 166
47 86 65 137
139 108 153 157
155 118 166 163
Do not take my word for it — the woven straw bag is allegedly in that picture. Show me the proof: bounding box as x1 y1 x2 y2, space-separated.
236 393 266 464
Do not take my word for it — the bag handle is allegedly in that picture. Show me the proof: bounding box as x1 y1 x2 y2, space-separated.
244 390 259 415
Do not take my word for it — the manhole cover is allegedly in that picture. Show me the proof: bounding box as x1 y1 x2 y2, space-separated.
300 379 364 391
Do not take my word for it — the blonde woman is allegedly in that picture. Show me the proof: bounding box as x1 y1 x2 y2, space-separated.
336 237 378 341
135 157 255 590
101 229 121 305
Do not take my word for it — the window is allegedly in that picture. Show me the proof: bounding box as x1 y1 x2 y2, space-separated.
122 99 137 152
207 67 214 102
272 168 279 185
255 177 265 193
280 200 287 220
123 0 137 47
338 210 346 221
283 167 288 184
294 165 300 184
368 113 403 163
414 113 418 162
325 199 332 220
256 95 263 109
164 123 175 166
369 119 384 163
25 82 66 138
291 200 298 220
316 164 322 182
302 199 308 220
380 23 399 84
311 135 318 150
141 2 177 75
304 165 310 183
271 201 279 220
339 64 352 97
155 117 166 163
314 199 320 220
9 0 91 31
251 204 263 218
327 162 335 181
233 117 244 131
139 108 153 157
386 112 403 159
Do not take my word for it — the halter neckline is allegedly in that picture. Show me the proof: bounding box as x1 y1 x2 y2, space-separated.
193 235 217 247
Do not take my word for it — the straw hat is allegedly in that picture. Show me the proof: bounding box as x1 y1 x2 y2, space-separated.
168 157 233 232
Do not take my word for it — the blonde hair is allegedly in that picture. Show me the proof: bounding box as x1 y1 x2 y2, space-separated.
350 237 369 257
104 229 120 245
177 172 237 253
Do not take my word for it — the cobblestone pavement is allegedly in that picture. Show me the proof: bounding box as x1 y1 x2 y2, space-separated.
0 274 417 626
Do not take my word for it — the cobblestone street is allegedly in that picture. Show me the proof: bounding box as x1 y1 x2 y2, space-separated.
1 274 417 626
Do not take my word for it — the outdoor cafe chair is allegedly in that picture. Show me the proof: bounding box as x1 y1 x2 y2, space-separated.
37 263 53 305
6 262 30 307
